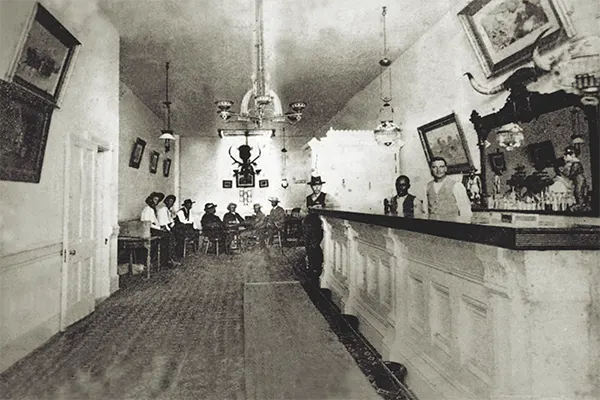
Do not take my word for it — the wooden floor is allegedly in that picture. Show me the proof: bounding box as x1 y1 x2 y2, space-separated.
0 247 384 400
244 281 380 400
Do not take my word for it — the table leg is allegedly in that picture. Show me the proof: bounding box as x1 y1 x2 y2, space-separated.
145 242 151 279
157 239 161 272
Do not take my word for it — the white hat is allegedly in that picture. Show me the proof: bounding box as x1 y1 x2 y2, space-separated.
268 196 280 202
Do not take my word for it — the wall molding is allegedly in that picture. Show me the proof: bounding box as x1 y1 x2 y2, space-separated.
0 242 62 273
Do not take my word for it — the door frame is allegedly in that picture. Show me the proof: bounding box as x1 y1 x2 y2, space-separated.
60 134 110 331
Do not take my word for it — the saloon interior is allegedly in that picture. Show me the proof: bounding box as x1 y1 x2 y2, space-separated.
1 0 599 399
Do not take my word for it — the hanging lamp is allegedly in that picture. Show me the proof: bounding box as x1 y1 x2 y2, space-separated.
374 6 403 147
159 62 176 152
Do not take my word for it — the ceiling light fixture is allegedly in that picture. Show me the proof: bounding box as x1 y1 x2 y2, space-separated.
374 6 403 147
496 122 524 151
159 62 176 152
215 0 306 129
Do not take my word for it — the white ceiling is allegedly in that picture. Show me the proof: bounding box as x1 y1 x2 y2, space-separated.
99 0 450 137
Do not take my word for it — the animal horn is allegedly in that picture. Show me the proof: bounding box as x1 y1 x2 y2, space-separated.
250 146 262 165
228 146 239 165
532 28 552 72
464 72 506 95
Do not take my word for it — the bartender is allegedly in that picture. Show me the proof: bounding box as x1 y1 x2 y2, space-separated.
384 175 423 217
424 157 472 220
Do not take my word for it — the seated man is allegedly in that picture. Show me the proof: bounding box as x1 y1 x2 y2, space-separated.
200 202 226 244
265 197 285 246
157 194 180 263
223 202 245 225
173 199 200 257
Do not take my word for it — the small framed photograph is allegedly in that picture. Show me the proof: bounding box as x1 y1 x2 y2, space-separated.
149 151 160 174
163 158 171 177
222 180 233 189
418 113 473 174
259 179 269 188
457 0 575 77
236 172 255 188
128 138 146 169
488 151 507 174
8 3 81 104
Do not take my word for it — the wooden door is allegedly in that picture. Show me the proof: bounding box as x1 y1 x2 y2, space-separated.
61 136 97 329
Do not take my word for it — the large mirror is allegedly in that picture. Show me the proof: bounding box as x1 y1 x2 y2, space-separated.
471 89 599 217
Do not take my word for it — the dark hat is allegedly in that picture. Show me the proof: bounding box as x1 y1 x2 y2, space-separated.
182 199 195 206
164 194 176 204
147 192 165 203
307 176 325 185
204 202 217 211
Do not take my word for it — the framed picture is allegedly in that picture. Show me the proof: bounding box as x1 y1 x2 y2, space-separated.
527 140 556 170
149 151 160 174
0 80 54 183
236 172 255 188
457 0 575 77
259 179 269 188
488 150 507 174
8 3 80 104
128 138 146 169
222 180 233 189
418 113 473 174
163 158 171 177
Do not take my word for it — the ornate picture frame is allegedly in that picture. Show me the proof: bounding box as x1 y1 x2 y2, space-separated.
128 138 146 169
488 150 507 175
149 151 160 174
457 0 575 77
236 172 255 188
0 80 54 183
163 158 171 177
259 179 269 188
418 113 473 174
8 3 80 104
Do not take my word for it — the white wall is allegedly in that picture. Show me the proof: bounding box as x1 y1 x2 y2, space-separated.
118 83 177 221
180 134 310 224
323 0 600 205
0 0 119 372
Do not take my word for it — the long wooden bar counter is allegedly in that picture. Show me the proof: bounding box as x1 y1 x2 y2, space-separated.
314 209 600 400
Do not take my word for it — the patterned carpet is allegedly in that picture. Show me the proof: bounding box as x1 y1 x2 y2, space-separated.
0 245 414 400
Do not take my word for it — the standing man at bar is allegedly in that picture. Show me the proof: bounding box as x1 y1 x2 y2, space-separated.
424 157 473 220
384 175 424 217
302 176 329 281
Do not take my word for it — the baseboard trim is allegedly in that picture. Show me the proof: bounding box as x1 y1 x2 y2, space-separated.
0 313 60 374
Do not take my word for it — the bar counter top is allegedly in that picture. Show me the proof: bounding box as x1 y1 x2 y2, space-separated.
314 208 600 251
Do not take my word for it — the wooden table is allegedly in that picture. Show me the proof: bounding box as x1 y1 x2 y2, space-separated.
118 235 161 279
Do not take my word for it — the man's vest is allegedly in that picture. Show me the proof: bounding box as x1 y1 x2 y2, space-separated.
390 194 416 217
426 178 459 219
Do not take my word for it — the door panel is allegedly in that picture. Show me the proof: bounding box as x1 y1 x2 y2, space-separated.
62 138 96 329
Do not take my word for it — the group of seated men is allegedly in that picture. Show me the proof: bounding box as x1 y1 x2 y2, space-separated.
200 197 286 249
140 191 199 266
141 191 291 260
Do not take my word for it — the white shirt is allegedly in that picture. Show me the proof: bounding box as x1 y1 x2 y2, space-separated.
156 205 174 231
140 205 160 230
425 179 473 218
176 208 199 229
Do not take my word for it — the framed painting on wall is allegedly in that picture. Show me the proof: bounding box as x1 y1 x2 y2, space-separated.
457 0 575 77
259 179 269 188
8 3 81 104
222 180 233 189
129 138 146 169
0 80 54 183
149 151 160 174
236 172 255 188
163 158 171 177
418 113 473 175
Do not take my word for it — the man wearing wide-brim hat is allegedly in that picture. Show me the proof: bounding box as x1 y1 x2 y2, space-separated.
200 202 226 244
264 197 285 245
302 176 332 281
141 191 165 231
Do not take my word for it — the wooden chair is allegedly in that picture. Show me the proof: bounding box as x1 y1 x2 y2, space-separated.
203 228 224 256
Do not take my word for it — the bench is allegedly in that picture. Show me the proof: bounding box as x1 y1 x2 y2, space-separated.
118 220 161 279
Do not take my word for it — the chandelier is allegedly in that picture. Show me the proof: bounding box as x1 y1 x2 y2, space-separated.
496 123 524 151
374 6 403 147
215 0 306 128
159 61 176 152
